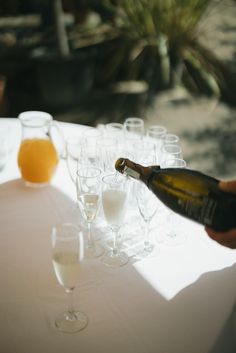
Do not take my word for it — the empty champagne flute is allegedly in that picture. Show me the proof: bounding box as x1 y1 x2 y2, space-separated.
123 118 145 160
131 140 156 164
101 173 129 267
146 125 167 164
161 144 183 166
51 223 88 333
96 137 119 173
123 117 144 140
66 136 84 184
83 128 102 167
135 182 159 258
76 166 104 258
127 140 156 208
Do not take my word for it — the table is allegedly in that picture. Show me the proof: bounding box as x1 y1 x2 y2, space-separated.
0 118 236 353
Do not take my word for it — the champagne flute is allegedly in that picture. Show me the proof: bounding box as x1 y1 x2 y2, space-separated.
96 137 119 173
76 166 104 258
83 128 102 167
131 140 156 164
135 182 159 257
51 223 88 333
128 140 156 208
161 144 183 166
105 122 125 151
131 143 158 256
101 173 129 267
123 117 144 141
146 125 167 164
64 136 86 224
66 136 84 184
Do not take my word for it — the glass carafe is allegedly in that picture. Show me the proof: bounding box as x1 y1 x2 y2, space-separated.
17 111 60 187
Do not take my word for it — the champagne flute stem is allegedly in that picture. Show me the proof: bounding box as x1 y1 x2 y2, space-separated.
87 221 94 248
112 228 119 255
65 288 76 319
144 220 150 251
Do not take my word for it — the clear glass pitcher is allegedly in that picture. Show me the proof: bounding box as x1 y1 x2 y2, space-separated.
17 111 62 187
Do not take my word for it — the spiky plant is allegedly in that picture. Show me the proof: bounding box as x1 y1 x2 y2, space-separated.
99 0 223 97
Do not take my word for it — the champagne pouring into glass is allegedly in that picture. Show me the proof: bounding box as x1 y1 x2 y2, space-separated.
101 173 129 267
115 157 236 232
51 223 88 333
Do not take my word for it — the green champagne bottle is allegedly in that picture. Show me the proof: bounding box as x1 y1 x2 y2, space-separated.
115 158 236 231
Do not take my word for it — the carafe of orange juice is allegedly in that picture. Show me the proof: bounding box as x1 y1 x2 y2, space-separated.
18 111 61 187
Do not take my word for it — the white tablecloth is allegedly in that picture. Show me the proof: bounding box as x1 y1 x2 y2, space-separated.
0 118 236 353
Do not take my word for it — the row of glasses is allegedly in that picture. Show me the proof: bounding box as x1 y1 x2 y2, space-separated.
123 118 186 253
104 118 185 252
51 117 187 333
66 118 185 254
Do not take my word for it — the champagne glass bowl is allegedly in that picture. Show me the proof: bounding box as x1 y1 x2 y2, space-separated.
123 117 145 140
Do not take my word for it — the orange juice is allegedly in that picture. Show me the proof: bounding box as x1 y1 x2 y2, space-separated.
18 138 59 184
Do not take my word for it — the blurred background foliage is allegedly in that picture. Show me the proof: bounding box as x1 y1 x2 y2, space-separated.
0 0 235 117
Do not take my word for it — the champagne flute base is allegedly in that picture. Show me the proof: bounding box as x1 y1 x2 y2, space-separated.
135 242 155 258
55 310 88 333
101 250 129 267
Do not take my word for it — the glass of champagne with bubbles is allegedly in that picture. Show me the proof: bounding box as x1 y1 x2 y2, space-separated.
101 173 129 267
51 223 88 333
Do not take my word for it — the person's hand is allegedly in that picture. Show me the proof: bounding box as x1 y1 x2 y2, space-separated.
205 180 236 249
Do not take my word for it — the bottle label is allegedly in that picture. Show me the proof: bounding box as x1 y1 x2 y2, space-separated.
123 166 140 180
178 196 218 225
201 197 218 225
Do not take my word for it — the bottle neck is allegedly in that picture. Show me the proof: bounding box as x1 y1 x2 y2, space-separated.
115 158 159 184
